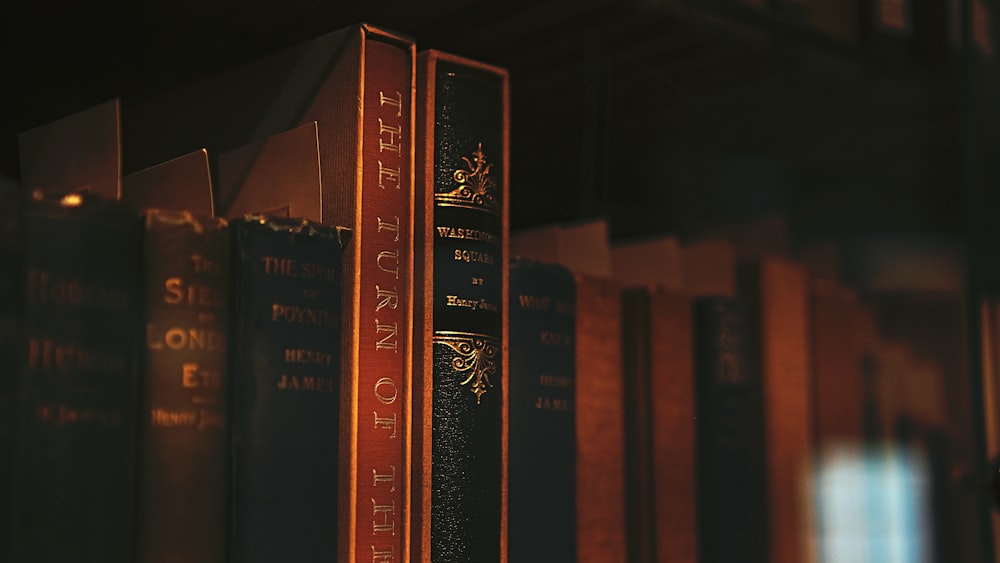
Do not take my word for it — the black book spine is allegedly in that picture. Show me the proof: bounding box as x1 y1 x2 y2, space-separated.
229 217 344 563
508 259 576 562
693 298 767 563
135 210 230 563
12 195 141 563
0 184 23 558
429 59 506 563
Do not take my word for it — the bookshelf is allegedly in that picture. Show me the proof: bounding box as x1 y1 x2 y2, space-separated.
4 0 1000 561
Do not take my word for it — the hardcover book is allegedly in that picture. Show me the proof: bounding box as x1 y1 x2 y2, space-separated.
11 193 141 563
229 216 345 563
134 211 230 563
508 258 576 563
414 50 509 563
693 297 766 563
126 26 417 561
612 235 697 563
736 255 814 563
511 219 627 563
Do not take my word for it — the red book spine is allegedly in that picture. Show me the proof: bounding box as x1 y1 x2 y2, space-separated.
350 35 414 563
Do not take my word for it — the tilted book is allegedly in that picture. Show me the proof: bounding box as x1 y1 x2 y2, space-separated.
508 258 576 563
12 193 141 563
126 25 416 562
414 50 509 563
229 216 346 563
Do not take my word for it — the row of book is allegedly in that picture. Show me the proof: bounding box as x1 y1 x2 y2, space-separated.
1 18 976 563
3 22 518 563
507 217 972 563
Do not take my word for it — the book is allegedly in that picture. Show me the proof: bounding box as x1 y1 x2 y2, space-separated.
121 146 230 563
809 279 866 448
12 192 141 563
228 216 346 563
736 255 814 563
512 219 628 563
612 235 697 563
508 258 576 562
128 25 417 561
693 297 766 563
414 49 509 563
18 99 122 200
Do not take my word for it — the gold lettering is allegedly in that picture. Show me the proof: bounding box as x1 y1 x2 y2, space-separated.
539 374 573 388
377 251 400 279
372 547 394 563
379 90 403 117
374 411 398 438
271 304 339 327
453 249 495 265
372 500 395 534
378 118 402 154
378 161 401 190
434 226 498 246
27 338 126 375
540 331 572 348
372 465 397 491
375 320 398 351
375 286 398 312
518 294 551 311
534 396 572 411
283 348 334 365
377 216 400 242
181 363 222 389
151 408 198 427
261 256 296 276
374 377 398 405
275 374 336 393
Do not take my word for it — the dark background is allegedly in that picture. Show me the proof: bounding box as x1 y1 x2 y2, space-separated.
2 0 998 243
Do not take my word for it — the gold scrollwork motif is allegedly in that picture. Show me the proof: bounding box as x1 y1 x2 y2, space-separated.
435 143 499 214
432 331 499 404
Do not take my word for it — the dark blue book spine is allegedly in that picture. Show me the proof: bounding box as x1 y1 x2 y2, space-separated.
508 259 576 563
13 195 141 563
428 57 506 563
135 211 230 563
229 217 344 563
693 298 766 563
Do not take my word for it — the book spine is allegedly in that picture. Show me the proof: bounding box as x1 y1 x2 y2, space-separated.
13 197 141 563
737 258 813 563
0 186 22 559
230 217 344 563
508 259 576 563
134 211 230 563
621 288 655 563
574 275 627 563
350 34 413 563
415 52 509 563
693 297 766 563
648 290 696 563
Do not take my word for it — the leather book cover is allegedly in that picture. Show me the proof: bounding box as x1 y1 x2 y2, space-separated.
508 258 576 563
693 297 767 563
133 210 230 563
12 193 141 563
414 50 509 563
229 216 345 563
